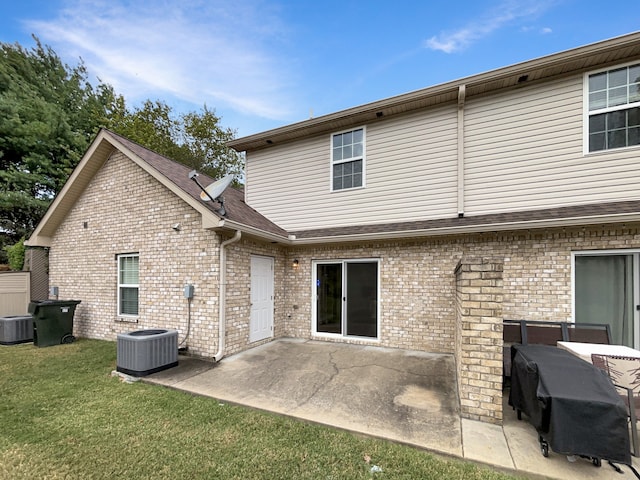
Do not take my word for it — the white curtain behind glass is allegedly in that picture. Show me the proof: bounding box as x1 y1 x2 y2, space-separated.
575 255 633 346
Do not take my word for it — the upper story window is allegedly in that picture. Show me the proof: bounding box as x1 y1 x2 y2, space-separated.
331 127 365 191
118 253 139 316
587 63 640 152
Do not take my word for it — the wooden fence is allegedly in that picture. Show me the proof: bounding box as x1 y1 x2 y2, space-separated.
0 271 31 316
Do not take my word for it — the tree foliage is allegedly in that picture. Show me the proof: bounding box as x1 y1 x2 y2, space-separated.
4 236 25 271
109 100 243 181
0 37 244 263
0 38 122 257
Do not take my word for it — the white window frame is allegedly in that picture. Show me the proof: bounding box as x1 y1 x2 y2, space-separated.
583 61 640 155
330 126 366 191
117 253 139 318
311 258 380 341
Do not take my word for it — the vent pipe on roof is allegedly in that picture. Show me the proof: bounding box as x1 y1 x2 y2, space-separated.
214 230 242 362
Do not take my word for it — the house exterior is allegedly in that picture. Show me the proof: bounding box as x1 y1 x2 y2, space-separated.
27 32 640 424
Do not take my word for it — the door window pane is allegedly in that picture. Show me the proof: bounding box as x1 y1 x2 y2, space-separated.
575 255 634 346
346 262 378 338
316 264 342 334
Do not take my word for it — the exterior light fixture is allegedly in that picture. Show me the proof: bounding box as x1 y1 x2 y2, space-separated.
292 259 299 268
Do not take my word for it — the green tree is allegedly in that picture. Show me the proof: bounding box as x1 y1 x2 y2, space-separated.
0 37 122 262
109 101 243 182
4 236 25 271
182 105 244 180
0 38 243 263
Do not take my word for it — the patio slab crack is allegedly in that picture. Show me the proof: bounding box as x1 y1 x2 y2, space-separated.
293 348 340 410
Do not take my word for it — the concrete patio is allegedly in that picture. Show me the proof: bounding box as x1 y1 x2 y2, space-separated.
142 338 640 479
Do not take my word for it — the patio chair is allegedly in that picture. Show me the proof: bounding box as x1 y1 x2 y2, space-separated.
524 321 564 346
503 320 525 384
563 323 612 344
591 354 640 456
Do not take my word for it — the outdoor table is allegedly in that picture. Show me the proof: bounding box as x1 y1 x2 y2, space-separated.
509 344 631 465
557 341 640 364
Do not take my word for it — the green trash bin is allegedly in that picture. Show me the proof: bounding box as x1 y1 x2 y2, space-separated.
28 300 81 347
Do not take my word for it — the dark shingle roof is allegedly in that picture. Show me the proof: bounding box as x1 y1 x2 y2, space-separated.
107 130 288 238
106 131 640 244
290 200 640 240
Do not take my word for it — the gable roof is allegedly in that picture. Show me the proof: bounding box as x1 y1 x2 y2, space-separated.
27 129 289 247
106 131 289 239
229 31 640 152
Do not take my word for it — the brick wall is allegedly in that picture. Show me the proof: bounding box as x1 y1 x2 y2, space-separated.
50 151 286 358
455 257 504 424
223 237 286 357
284 241 460 352
50 152 222 357
285 227 640 355
47 148 640 423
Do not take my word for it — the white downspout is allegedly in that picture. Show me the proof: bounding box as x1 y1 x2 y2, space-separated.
214 230 241 362
457 84 466 218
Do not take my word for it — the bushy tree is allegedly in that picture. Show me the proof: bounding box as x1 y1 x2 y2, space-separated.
110 101 243 181
0 37 121 260
4 237 25 271
0 38 244 263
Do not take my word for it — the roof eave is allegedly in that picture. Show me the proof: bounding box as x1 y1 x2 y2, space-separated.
212 219 291 244
26 130 116 247
109 135 223 225
229 31 640 152
26 129 224 248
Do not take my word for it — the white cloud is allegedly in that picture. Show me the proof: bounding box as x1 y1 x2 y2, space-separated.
27 0 296 120
424 0 556 53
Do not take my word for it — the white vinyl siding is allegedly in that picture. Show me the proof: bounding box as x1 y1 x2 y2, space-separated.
464 76 640 215
245 106 458 231
246 71 640 231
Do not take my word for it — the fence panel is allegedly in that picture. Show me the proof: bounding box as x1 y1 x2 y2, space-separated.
0 272 31 315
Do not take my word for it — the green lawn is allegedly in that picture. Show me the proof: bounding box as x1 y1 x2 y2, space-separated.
0 339 524 479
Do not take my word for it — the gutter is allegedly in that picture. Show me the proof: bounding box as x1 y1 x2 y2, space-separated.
287 212 640 245
214 230 242 362
215 218 290 244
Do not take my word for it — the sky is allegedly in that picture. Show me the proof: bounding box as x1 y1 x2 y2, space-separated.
0 0 638 138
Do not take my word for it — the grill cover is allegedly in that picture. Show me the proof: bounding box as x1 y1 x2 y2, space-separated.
509 344 631 464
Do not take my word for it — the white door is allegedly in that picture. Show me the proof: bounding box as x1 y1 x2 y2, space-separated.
249 255 274 343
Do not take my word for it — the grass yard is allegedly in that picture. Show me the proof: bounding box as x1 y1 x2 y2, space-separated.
0 339 525 479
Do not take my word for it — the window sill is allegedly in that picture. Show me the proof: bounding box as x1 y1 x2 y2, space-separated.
116 316 139 324
330 185 366 193
583 144 640 157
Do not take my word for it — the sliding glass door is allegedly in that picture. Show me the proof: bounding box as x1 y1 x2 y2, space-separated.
574 252 637 347
314 260 378 338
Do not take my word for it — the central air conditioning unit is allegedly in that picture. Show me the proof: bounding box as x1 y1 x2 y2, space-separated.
0 315 33 345
116 329 178 377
